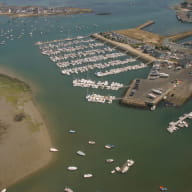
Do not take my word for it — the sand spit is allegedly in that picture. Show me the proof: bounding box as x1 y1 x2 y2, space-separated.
0 73 53 189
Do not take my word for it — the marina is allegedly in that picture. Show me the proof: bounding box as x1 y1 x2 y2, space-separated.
37 36 144 78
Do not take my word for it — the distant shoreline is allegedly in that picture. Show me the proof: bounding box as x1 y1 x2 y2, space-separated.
0 67 54 189
0 6 93 17
172 1 192 23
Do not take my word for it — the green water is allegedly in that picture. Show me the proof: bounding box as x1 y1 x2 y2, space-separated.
0 0 192 191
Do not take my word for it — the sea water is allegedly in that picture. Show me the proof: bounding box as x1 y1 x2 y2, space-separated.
0 0 192 191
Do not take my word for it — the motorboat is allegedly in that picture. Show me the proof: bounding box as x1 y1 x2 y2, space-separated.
127 159 135 167
67 166 78 171
88 140 96 145
76 150 86 156
105 144 115 149
111 170 116 174
106 159 114 163
69 129 76 133
83 173 93 178
1 188 7 192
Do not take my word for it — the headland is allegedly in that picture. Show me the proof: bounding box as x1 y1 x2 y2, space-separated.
0 70 53 189
0 6 93 17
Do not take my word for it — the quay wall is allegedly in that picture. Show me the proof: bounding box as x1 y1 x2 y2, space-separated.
121 80 147 108
91 33 156 63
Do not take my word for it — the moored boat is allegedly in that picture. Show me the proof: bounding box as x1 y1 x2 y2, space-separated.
127 159 135 167
106 158 114 163
1 188 7 192
64 187 74 192
159 186 168 191
69 129 76 133
105 144 115 149
67 166 78 171
83 173 93 178
111 170 116 174
76 150 86 156
88 140 96 144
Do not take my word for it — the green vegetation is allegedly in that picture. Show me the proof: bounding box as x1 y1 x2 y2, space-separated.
0 74 40 132
0 74 31 106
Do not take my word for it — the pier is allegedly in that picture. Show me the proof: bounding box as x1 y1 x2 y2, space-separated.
167 112 192 133
167 31 192 42
136 20 155 30
91 33 156 62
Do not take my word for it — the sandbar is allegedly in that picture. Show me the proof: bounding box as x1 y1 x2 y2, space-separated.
0 70 53 189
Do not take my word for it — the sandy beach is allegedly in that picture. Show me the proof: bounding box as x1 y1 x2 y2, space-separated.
0 71 53 189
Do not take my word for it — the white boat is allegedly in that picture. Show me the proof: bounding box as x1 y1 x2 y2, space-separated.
64 187 74 192
88 140 96 145
127 159 135 167
121 165 130 173
105 144 115 149
1 189 7 192
67 166 78 171
69 129 76 133
83 173 93 178
111 170 116 174
76 150 86 156
106 159 114 163
49 147 59 152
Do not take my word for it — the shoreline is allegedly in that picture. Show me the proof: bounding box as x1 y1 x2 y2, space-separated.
0 67 55 189
0 6 93 18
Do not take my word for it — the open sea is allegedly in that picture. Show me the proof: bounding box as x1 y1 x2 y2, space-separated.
0 0 192 191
